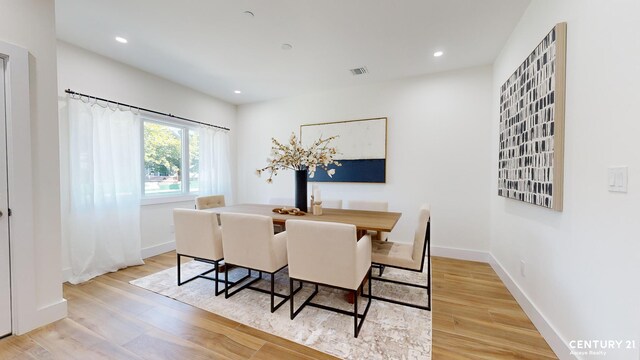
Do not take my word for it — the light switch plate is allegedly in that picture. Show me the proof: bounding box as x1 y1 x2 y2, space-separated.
608 167 628 193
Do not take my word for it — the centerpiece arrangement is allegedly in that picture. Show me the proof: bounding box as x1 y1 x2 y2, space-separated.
257 133 341 212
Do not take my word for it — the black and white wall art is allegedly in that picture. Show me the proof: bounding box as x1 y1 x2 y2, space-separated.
301 117 387 183
498 23 567 211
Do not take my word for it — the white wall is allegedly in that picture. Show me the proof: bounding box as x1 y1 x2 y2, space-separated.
0 0 66 333
491 1 640 359
237 66 493 251
57 41 237 277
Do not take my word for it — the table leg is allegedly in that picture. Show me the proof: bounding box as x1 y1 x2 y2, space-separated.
345 280 368 304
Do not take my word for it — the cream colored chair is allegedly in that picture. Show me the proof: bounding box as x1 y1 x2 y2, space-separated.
370 204 431 310
286 220 372 337
346 200 390 241
173 209 226 295
195 195 225 210
220 213 299 312
317 199 342 209
268 197 294 207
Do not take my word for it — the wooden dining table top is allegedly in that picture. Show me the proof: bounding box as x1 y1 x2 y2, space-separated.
205 203 402 233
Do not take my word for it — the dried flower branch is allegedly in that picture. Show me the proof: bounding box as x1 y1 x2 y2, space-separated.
256 133 341 183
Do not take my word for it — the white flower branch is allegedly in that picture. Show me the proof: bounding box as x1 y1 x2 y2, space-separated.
256 132 342 183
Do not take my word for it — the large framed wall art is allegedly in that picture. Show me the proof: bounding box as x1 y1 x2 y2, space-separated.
498 22 567 211
300 117 387 183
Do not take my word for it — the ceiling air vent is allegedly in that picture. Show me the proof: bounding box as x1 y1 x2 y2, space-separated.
350 67 368 75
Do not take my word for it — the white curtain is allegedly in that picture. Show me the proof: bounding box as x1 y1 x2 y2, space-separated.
67 99 144 284
199 126 233 203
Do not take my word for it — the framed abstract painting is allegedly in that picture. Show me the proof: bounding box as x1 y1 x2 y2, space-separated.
300 117 387 183
498 22 567 211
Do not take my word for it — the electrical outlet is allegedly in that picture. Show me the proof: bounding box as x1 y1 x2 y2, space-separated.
520 260 526 277
608 166 628 192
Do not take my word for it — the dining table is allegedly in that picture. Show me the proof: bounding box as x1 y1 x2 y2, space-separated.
204 203 402 235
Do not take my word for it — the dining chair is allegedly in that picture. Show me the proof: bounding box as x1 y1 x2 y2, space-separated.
173 209 226 295
286 219 372 338
220 212 300 312
268 197 294 207
370 204 431 311
316 199 343 209
346 200 390 241
195 194 225 210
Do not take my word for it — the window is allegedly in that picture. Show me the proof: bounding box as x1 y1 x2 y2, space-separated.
189 129 199 193
143 119 199 197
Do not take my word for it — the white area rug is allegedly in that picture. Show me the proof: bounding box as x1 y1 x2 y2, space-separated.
130 261 431 359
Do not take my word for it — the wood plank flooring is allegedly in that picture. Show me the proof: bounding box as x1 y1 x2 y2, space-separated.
432 256 557 359
0 253 557 359
0 252 335 360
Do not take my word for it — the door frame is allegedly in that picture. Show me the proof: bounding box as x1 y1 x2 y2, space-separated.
0 55 10 338
0 40 50 335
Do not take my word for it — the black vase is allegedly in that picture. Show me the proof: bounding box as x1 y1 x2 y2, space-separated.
294 169 308 212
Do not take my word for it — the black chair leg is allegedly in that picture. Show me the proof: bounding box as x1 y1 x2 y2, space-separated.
270 273 275 313
369 267 372 298
214 260 221 296
289 278 294 320
176 254 181 285
370 264 430 310
354 290 359 338
224 262 229 298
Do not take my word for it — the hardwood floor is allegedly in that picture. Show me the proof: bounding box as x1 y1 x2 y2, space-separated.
432 256 557 359
0 253 556 359
0 252 336 360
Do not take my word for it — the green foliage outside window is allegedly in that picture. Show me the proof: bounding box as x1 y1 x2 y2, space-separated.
144 123 182 177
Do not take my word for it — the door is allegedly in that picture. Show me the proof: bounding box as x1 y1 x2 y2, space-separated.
0 57 11 337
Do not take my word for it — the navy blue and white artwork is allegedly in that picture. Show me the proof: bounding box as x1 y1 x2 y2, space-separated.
498 23 566 211
301 118 387 183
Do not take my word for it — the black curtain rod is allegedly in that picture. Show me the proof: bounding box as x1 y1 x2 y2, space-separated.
65 89 230 131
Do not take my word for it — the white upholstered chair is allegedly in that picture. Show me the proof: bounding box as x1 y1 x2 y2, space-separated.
173 209 226 295
346 200 388 212
268 197 294 207
195 195 225 210
317 199 343 209
370 204 431 310
220 212 298 312
346 200 390 241
286 220 372 337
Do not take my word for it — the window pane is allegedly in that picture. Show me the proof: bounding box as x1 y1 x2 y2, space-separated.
144 122 183 195
189 129 199 193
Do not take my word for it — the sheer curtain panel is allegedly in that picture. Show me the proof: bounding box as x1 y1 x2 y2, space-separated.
199 126 233 203
67 99 144 284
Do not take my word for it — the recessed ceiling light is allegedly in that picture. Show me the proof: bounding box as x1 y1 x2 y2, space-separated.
433 51 444 57
281 43 293 50
234 90 242 94
115 36 128 44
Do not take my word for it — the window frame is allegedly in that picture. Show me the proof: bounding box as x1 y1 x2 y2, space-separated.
140 115 200 204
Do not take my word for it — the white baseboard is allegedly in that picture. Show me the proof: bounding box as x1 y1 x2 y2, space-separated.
431 245 490 262
141 240 176 259
61 242 176 283
488 254 573 360
61 267 72 283
14 298 68 335
432 247 571 359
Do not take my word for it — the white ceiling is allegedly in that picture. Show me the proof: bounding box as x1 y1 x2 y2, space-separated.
55 0 530 105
